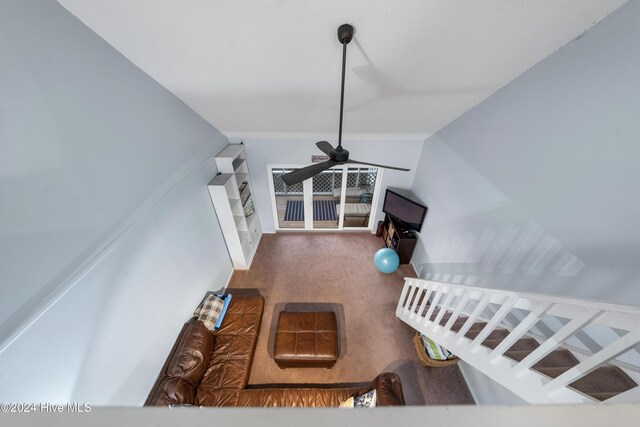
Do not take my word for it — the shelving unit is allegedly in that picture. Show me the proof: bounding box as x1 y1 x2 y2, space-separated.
382 214 417 264
208 144 262 269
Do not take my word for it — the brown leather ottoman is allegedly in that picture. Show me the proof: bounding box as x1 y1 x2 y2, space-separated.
274 311 338 369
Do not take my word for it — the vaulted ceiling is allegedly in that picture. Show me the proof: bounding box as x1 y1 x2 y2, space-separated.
59 0 626 138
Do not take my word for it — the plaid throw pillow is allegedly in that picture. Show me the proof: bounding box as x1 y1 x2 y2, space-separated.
193 294 225 330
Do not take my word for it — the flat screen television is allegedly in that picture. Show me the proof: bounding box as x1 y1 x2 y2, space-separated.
382 188 427 232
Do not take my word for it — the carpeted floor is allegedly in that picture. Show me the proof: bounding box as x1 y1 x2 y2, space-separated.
227 232 475 406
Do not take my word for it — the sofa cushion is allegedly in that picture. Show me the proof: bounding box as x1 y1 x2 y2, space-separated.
214 295 264 336
198 295 264 396
146 377 196 406
237 387 356 407
196 389 242 407
232 373 404 407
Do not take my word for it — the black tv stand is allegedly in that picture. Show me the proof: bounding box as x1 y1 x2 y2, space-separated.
381 214 417 264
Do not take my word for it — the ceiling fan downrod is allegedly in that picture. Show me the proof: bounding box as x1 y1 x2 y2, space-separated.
335 24 353 156
279 23 410 186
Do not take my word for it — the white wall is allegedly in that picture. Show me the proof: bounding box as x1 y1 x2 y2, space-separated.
458 362 527 406
409 1 640 403
0 0 232 404
0 158 231 405
410 0 640 305
239 137 425 232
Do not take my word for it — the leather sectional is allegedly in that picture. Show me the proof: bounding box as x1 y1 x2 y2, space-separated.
145 294 405 407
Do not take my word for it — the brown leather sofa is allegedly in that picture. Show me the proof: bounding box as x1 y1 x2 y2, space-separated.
145 294 405 407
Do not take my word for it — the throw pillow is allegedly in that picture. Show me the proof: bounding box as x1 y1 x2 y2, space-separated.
339 397 354 408
213 293 233 330
419 333 455 360
354 389 376 408
193 294 225 330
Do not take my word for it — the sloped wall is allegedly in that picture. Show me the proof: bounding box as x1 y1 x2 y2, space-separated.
409 1 639 405
0 0 231 404
411 0 640 305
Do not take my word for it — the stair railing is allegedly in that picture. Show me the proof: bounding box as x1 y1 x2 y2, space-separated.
396 278 640 404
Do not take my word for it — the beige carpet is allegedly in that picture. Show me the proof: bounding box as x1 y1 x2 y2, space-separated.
228 232 474 405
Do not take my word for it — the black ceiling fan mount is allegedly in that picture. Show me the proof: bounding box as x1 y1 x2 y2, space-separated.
337 23 354 45
281 24 409 186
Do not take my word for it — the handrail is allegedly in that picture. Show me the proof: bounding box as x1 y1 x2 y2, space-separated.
396 277 640 404
402 278 640 330
402 278 640 315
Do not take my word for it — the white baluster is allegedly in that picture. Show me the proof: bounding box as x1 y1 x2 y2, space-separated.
396 278 640 404
444 291 471 335
513 309 601 377
433 288 457 331
470 296 518 352
413 285 434 322
396 279 413 317
456 293 491 345
407 281 427 318
489 302 552 363
423 286 444 326
404 282 420 315
543 329 640 395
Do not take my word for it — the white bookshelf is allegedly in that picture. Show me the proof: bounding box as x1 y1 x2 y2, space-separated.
208 144 262 269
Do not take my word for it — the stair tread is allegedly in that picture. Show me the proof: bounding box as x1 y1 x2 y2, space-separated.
481 337 540 351
450 320 486 333
411 305 639 403
569 366 638 398
508 338 540 352
465 328 510 341
533 366 574 378
504 350 532 362
533 349 579 370
425 310 483 332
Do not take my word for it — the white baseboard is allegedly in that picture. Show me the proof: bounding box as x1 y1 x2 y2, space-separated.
410 260 422 277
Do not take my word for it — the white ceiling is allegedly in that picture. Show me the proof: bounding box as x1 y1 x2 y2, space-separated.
59 0 626 139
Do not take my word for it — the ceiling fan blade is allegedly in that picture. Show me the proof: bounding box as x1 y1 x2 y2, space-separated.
316 141 335 156
282 160 340 186
345 159 410 172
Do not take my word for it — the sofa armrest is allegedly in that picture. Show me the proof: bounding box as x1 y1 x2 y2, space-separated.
145 319 214 406
354 372 406 406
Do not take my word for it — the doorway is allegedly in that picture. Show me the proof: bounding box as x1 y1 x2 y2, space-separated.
267 165 382 231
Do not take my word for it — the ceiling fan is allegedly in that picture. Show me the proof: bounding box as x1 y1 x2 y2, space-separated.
281 24 410 186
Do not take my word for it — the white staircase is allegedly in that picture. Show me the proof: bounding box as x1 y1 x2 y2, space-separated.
396 278 640 404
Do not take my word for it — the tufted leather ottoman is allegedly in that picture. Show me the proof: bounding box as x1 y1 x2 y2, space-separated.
274 311 338 369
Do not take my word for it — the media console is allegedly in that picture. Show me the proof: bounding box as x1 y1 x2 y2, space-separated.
381 214 417 264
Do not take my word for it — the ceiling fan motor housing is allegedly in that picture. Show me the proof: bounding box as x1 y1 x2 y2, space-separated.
330 147 349 162
337 24 354 44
